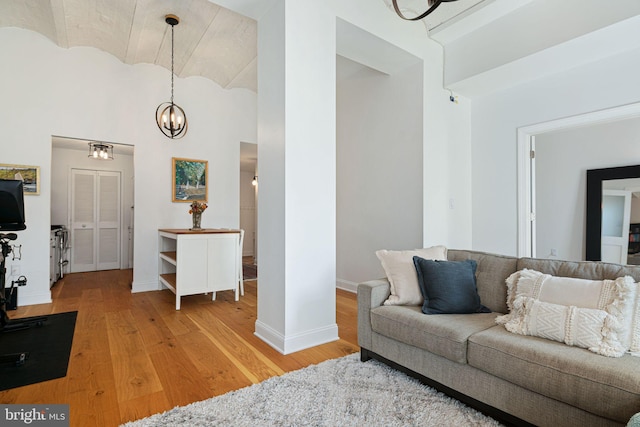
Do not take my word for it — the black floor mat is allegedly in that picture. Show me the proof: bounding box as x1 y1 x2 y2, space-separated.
0 311 77 391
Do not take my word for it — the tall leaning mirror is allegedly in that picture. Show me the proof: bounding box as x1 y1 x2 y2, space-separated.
586 165 640 263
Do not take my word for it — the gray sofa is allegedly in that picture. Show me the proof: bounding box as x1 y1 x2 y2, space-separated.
358 250 640 426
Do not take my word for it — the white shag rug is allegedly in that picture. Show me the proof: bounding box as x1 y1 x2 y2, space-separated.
122 353 504 427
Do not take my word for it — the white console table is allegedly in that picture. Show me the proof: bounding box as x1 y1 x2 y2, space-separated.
158 228 241 310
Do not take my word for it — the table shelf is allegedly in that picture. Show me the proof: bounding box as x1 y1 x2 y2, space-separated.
159 273 177 292
160 251 177 264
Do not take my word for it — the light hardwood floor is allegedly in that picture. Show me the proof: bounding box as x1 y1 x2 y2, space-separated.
0 269 359 426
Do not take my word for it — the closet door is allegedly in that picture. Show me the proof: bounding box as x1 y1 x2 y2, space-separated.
71 169 97 272
70 169 121 272
97 172 121 270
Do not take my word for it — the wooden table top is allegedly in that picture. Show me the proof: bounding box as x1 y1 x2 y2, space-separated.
159 228 241 235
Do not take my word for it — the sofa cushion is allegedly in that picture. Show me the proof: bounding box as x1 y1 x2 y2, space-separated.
517 257 640 282
447 250 518 314
370 305 498 364
376 246 448 306
468 325 640 423
413 257 490 315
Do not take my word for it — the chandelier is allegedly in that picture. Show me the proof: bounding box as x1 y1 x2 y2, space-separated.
88 142 114 160
156 14 188 139
388 0 461 21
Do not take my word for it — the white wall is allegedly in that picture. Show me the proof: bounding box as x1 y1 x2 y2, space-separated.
471 46 640 256
534 118 640 261
336 57 423 290
50 144 135 271
0 27 256 305
331 3 473 251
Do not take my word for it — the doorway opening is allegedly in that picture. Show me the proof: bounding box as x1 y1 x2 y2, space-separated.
516 102 640 260
50 136 134 285
240 141 257 280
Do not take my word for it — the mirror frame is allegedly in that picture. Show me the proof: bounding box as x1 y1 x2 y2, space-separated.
586 164 640 261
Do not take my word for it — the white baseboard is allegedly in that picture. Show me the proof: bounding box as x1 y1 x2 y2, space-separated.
131 280 160 293
16 292 52 307
255 320 339 355
336 279 357 293
254 321 283 352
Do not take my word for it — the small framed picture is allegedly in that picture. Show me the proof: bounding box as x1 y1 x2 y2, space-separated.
0 164 40 195
172 157 208 203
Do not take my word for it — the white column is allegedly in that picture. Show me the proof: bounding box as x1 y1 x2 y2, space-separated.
255 0 338 354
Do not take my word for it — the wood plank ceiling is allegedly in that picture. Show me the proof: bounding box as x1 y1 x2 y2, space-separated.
0 0 258 92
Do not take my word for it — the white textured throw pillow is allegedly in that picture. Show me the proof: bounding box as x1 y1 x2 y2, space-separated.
502 296 625 357
496 269 640 356
376 246 447 306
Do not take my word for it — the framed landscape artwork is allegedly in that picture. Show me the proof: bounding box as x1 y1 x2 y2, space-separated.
172 157 208 202
0 163 40 195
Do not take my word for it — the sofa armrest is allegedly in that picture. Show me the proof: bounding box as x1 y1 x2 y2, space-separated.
357 279 391 350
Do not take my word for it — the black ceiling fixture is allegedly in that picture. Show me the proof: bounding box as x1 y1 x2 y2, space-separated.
88 142 114 160
391 0 461 21
156 14 188 139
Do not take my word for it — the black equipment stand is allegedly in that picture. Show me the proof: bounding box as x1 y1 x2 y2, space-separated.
0 232 47 366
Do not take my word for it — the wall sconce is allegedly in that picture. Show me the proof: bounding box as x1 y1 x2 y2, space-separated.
252 176 258 186
88 142 114 160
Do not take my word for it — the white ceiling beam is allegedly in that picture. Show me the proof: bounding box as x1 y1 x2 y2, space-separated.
429 0 535 44
449 15 640 98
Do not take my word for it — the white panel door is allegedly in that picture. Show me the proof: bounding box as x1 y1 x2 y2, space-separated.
71 170 97 272
601 189 631 264
70 169 121 272
98 172 121 270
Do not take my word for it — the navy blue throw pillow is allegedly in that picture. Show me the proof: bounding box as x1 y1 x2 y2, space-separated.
412 257 491 315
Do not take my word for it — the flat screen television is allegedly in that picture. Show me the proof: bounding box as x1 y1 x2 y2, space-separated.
0 179 26 231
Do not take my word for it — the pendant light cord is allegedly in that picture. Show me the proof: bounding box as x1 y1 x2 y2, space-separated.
170 23 175 105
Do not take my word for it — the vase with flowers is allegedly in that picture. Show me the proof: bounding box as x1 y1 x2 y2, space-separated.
189 201 207 230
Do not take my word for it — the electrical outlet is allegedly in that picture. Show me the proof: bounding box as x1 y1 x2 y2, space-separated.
11 265 20 276
550 248 558 257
